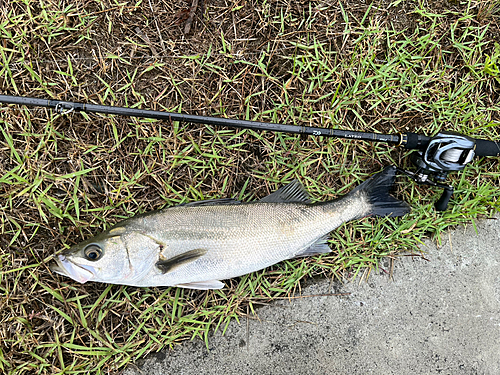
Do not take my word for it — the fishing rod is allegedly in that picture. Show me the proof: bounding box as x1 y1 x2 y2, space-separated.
1 94 499 211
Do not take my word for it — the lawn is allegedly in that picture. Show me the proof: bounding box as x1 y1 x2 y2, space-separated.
0 0 499 373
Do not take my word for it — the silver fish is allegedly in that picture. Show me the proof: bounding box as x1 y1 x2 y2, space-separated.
50 166 409 289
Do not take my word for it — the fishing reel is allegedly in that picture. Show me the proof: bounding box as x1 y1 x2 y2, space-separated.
398 132 476 211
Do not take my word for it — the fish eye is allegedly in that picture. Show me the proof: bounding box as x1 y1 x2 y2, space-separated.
84 245 103 261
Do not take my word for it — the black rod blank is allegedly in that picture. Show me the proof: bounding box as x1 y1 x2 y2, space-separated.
0 94 401 144
4 94 499 155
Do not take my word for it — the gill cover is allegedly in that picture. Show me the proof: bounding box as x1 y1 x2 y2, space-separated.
51 227 161 285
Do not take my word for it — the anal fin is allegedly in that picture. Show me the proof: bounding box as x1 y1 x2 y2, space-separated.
292 235 331 258
176 280 225 290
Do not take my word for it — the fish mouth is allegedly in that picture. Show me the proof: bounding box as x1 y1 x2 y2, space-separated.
49 254 95 284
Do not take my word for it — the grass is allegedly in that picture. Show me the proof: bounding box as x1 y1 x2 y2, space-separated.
0 0 499 373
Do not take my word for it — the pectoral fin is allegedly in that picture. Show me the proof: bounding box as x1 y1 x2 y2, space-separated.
156 249 207 274
175 280 225 290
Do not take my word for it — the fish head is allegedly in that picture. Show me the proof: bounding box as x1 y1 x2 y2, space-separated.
50 226 161 285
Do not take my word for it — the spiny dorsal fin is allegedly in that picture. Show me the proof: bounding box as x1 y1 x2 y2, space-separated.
259 180 311 204
156 249 207 274
177 198 242 207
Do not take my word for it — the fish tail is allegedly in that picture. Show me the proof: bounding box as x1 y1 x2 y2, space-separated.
351 165 410 217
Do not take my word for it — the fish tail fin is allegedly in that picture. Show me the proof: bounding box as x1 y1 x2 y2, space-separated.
351 165 410 218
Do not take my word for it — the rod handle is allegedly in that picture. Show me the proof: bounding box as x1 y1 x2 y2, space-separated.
403 132 431 150
474 138 500 157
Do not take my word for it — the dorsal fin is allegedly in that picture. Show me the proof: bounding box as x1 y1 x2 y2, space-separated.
177 198 241 207
259 180 311 204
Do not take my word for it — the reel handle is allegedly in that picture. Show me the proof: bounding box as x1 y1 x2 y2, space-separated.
435 186 454 212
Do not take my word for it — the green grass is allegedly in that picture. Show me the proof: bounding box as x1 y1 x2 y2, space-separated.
1 0 499 374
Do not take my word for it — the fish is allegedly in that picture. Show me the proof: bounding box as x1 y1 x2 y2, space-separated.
49 166 410 289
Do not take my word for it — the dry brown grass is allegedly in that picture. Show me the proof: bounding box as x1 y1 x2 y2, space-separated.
0 0 499 373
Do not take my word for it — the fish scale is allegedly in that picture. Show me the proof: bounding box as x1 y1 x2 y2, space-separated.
50 166 410 289
139 202 345 286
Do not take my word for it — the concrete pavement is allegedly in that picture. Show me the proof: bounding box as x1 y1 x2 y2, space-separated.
123 214 500 375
